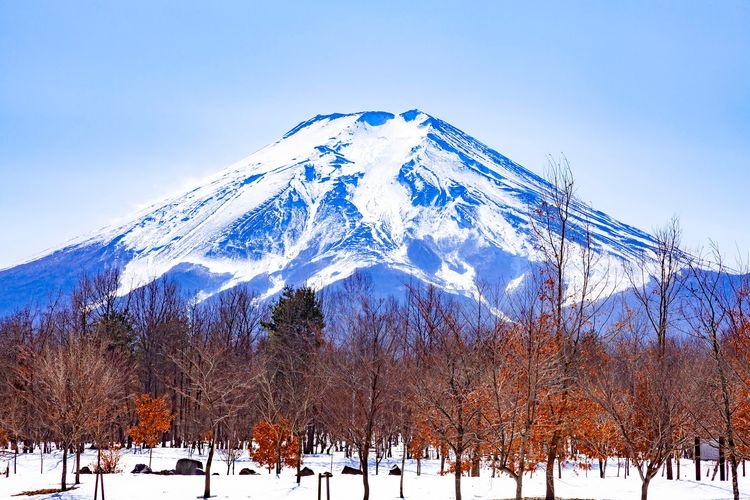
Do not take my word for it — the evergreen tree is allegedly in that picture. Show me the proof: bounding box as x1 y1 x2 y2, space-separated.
259 285 325 478
262 285 324 358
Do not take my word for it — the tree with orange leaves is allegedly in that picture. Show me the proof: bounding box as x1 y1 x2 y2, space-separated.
586 320 691 500
480 271 562 500
128 394 173 468
250 419 299 473
571 388 620 478
407 419 432 476
528 159 616 500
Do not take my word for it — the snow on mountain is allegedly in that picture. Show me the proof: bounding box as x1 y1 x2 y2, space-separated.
0 110 655 314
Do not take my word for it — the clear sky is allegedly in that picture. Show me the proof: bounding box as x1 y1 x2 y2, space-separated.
1 1 749 268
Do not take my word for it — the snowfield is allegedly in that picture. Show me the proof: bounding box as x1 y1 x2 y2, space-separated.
1 446 748 499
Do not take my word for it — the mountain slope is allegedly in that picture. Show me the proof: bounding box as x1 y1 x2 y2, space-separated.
0 110 654 314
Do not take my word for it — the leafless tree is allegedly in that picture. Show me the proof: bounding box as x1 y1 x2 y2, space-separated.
625 217 687 480
405 284 485 500
172 331 256 498
686 246 746 500
323 273 401 500
21 334 122 491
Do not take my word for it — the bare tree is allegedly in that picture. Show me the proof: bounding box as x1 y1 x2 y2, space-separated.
625 217 686 480
21 335 122 491
686 246 745 500
323 274 401 500
172 332 256 498
406 285 485 500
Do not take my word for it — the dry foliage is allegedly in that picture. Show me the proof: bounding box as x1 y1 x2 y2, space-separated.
250 419 299 473
128 394 173 448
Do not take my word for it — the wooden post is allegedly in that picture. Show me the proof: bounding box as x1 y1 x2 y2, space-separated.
317 474 322 500
326 473 331 500
694 437 701 481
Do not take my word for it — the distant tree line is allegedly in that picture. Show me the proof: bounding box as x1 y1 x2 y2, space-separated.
1 160 750 500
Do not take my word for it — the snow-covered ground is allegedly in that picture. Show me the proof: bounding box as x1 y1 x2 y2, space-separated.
1 446 748 499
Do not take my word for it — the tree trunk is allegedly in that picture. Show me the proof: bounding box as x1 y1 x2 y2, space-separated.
730 451 740 500
203 440 214 498
695 437 701 481
471 448 480 477
61 441 68 491
514 472 523 500
296 433 303 485
454 455 462 500
75 442 81 484
305 423 315 455
399 438 406 499
640 476 651 500
544 447 556 500
361 445 370 500
94 449 101 500
100 462 106 500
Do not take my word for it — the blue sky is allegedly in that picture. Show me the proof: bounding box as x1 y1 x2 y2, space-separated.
1 1 749 268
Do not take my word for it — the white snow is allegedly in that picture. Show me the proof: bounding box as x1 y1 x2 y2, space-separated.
27 110 654 305
1 445 748 499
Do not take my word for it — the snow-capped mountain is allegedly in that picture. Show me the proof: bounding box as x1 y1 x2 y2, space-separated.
0 110 654 314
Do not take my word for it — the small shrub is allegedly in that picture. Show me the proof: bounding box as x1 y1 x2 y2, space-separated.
250 419 299 473
92 445 122 474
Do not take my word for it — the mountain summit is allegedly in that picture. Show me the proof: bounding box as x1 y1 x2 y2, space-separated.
0 110 653 313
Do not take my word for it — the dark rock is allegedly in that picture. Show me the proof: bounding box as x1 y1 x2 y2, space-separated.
342 465 363 475
212 472 219 476
131 464 152 474
79 466 92 474
297 466 314 477
194 469 205 475
239 468 258 475
158 469 175 475
389 465 401 476
321 471 333 477
175 458 203 475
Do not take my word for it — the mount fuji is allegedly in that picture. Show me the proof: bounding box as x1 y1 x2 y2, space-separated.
0 110 655 314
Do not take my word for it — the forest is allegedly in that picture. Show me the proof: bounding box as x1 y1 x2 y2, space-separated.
1 165 750 500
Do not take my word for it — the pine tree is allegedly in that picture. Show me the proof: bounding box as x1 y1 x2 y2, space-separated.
262 285 325 356
259 285 325 480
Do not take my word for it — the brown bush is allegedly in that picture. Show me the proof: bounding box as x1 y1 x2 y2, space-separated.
92 446 122 474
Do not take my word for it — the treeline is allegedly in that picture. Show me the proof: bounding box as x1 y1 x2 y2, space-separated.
2 163 750 500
